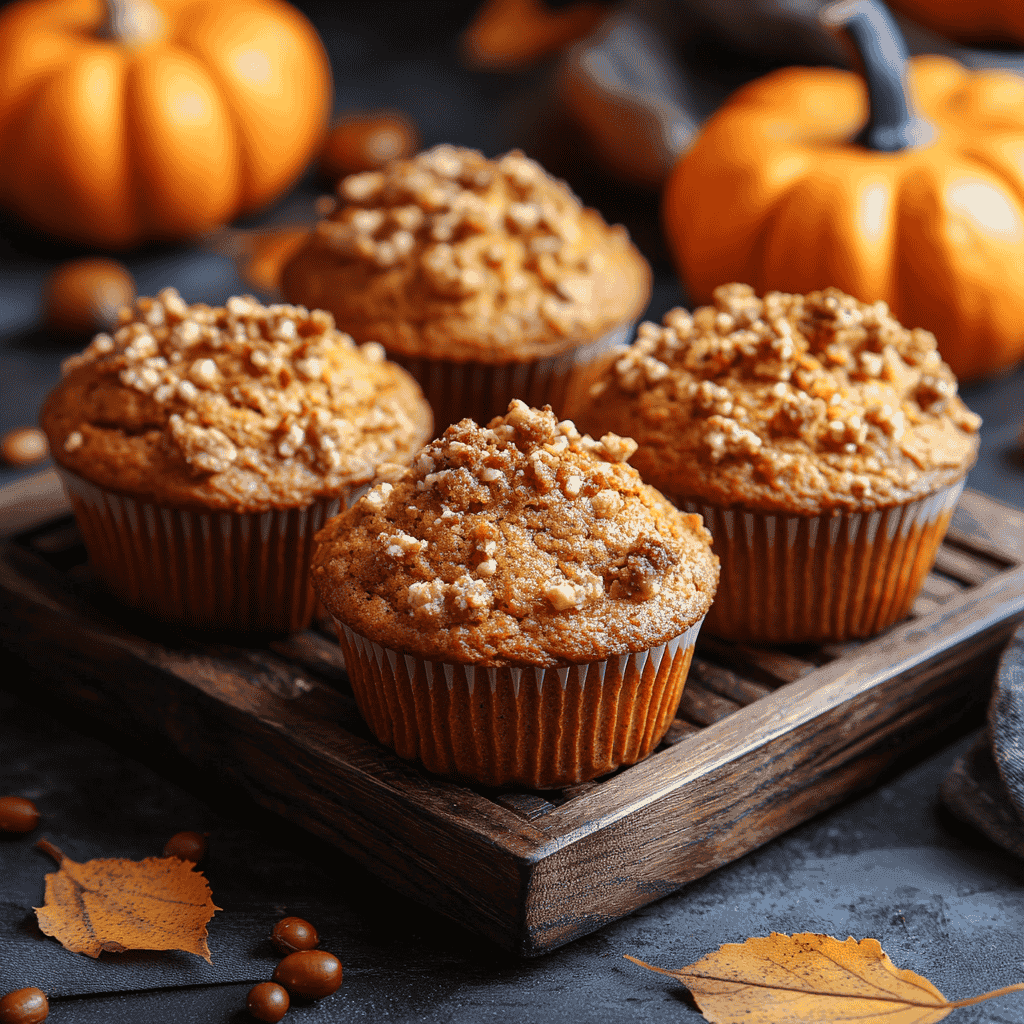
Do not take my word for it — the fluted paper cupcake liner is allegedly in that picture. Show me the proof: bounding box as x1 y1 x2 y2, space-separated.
390 321 634 431
333 615 704 788
677 481 964 643
59 469 358 633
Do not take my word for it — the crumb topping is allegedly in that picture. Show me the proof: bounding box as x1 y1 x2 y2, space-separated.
312 401 718 665
42 288 433 511
573 285 981 513
281 146 651 361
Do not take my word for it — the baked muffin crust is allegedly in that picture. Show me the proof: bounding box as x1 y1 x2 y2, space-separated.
572 284 981 514
281 145 651 362
313 401 718 665
42 288 433 512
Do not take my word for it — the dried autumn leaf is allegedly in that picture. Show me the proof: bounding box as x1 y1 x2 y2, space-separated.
625 932 1024 1024
33 839 220 963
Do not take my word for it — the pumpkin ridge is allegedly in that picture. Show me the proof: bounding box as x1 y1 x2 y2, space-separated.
169 30 251 211
0 70 61 201
173 0 331 214
124 41 241 240
19 48 136 247
117 52 148 246
955 144 1024 213
0 27 75 130
744 177 819 297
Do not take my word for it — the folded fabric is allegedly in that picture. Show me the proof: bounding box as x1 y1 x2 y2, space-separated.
941 623 1024 858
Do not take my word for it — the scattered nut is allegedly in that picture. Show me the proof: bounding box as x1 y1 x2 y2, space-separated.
42 258 136 335
0 796 39 834
272 950 343 999
163 830 207 864
271 916 319 955
246 981 289 1023
0 987 48 1024
1 428 48 468
319 111 419 180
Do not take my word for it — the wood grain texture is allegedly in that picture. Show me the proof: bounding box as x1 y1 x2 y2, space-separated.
1 482 1022 955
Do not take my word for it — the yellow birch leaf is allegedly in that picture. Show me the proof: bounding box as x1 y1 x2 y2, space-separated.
625 932 1024 1024
33 839 221 963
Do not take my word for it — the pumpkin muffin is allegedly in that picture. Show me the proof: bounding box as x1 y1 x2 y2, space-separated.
281 144 651 431
311 400 718 789
41 287 433 632
569 284 981 643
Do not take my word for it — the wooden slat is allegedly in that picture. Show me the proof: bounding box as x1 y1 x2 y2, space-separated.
555 781 601 804
267 632 349 683
917 571 964 605
678 682 742 726
932 544 1005 586
495 793 558 821
697 634 819 684
661 719 701 746
689 657 773 704
911 592 944 617
947 489 1024 564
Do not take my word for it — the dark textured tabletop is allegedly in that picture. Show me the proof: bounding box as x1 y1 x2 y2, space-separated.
2 2 1024 1022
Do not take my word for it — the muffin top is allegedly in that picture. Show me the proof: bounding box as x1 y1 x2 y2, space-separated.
281 145 651 362
42 288 433 513
570 284 982 514
312 401 718 666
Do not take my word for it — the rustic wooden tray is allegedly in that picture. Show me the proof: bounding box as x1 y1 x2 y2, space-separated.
2 469 1023 956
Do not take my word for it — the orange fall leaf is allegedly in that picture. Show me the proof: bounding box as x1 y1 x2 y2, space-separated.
625 932 1024 1024
33 838 221 963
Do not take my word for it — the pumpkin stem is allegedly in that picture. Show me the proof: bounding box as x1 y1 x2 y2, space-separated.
99 0 166 47
820 0 934 152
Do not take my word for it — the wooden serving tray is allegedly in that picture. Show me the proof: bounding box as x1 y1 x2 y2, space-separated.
2 470 1023 956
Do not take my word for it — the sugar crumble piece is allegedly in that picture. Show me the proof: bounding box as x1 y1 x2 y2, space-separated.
544 581 580 612
168 414 237 474
597 433 637 463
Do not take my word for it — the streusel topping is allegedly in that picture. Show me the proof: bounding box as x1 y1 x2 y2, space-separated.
42 288 433 511
281 145 651 360
312 401 718 665
572 284 981 513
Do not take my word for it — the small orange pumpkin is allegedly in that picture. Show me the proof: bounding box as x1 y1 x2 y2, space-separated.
663 0 1024 381
0 0 332 249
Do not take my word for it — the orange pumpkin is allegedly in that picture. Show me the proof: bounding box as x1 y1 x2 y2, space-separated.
0 0 332 248
663 1 1024 381
888 0 1024 47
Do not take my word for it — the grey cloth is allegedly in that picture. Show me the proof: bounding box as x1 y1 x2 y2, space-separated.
941 623 1024 858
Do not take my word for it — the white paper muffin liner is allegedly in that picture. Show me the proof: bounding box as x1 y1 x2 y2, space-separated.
58 468 360 632
333 614 705 788
677 480 965 643
390 320 634 431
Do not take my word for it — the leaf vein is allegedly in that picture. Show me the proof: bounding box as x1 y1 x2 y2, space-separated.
680 972 941 1007
811 947 939 1003
67 877 99 949
75 882 205 908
